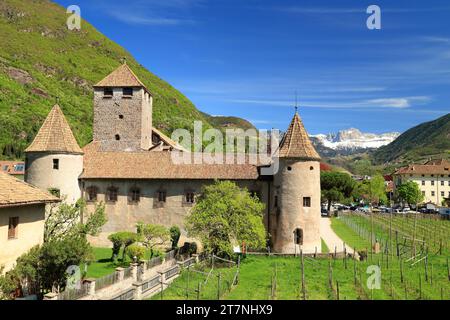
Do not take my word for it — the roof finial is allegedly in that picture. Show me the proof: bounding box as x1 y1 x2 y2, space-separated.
294 91 298 114
121 57 127 65
56 96 60 105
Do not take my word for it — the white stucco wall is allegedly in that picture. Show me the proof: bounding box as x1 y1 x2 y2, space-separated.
0 204 45 273
25 153 83 204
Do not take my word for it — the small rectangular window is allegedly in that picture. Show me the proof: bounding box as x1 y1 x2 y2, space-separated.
431 191 435 196
104 87 113 97
431 181 435 186
123 87 133 97
158 191 166 202
422 191 425 196
130 188 140 202
53 159 59 170
185 192 195 204
107 187 118 202
86 186 98 202
8 217 19 239
441 181 444 186
441 191 445 197
303 197 311 207
421 181 425 186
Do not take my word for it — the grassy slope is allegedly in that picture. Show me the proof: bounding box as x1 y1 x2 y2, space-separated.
200 112 256 131
0 0 215 159
372 113 450 165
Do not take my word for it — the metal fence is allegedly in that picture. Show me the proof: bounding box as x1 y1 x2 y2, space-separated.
180 257 196 268
95 271 118 292
165 250 176 261
147 256 162 269
123 266 132 279
164 265 179 280
112 288 135 300
57 283 89 300
142 275 161 294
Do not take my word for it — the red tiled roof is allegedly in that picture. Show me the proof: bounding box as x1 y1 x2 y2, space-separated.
394 159 450 175
0 171 60 208
94 64 151 94
277 112 321 160
80 142 261 180
25 105 83 154
0 161 25 175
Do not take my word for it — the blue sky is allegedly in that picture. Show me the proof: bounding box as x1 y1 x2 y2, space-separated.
55 0 450 134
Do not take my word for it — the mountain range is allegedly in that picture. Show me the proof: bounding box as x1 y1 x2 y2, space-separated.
310 128 400 152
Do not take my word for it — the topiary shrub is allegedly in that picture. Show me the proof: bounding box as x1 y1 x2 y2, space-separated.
108 231 138 262
169 226 181 249
127 244 146 262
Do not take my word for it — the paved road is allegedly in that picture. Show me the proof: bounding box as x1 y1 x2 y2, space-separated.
320 217 356 255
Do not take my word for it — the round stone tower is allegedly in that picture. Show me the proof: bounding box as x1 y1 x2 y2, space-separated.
273 111 322 254
25 104 84 204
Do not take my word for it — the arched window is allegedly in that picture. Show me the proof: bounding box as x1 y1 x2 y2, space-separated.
294 228 303 245
106 186 118 202
86 186 98 202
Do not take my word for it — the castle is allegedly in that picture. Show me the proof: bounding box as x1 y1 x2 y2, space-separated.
24 64 322 254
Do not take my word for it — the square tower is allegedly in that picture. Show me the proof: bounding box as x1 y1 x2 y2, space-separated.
93 64 153 151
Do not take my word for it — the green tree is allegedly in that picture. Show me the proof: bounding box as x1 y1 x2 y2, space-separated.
396 181 424 207
353 174 388 206
45 199 106 242
169 226 181 249
136 223 170 258
186 180 266 258
107 231 139 262
127 244 146 262
321 171 356 213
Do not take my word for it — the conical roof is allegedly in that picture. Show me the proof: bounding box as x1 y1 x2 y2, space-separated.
94 63 150 93
25 105 83 154
277 112 321 160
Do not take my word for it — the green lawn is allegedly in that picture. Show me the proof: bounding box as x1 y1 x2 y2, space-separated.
321 238 329 253
82 247 155 279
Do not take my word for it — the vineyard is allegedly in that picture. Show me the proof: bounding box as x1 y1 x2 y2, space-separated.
153 213 450 300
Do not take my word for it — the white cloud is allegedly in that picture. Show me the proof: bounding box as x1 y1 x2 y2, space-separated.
108 11 195 26
364 96 431 108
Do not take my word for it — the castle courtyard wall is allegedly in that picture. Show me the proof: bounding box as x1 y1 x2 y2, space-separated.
83 179 270 247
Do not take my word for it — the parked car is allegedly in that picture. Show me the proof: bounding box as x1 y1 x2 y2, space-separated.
321 208 329 216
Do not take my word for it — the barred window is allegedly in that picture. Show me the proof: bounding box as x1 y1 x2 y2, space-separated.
129 188 140 202
157 190 166 202
185 192 195 204
107 187 118 202
86 186 98 201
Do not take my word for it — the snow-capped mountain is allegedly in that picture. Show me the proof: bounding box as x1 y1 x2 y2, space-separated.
310 128 400 151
